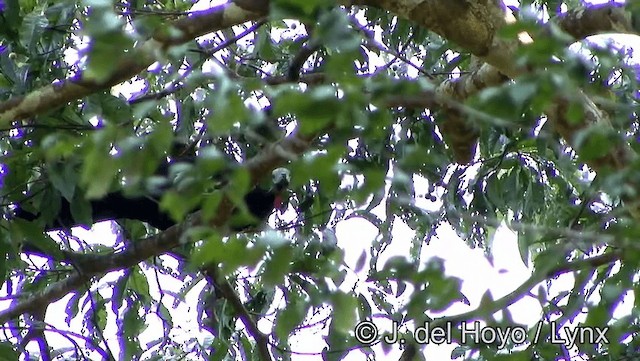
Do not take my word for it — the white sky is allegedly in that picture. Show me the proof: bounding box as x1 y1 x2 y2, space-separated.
6 0 639 360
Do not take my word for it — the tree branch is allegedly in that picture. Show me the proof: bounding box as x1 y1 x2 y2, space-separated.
0 0 269 125
557 3 635 40
367 1 639 198
0 128 320 325
130 19 268 104
397 248 622 361
205 266 272 361
437 250 621 329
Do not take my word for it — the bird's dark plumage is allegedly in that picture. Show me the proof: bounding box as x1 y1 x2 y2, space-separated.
12 167 291 232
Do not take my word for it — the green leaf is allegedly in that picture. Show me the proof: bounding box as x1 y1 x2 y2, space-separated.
315 10 361 52
239 334 254 359
0 342 19 361
86 292 108 334
263 245 293 286
70 192 93 228
508 81 538 109
273 87 341 135
573 126 617 163
204 83 249 135
200 191 223 226
0 232 9 291
11 219 64 260
275 298 307 339
584 304 609 329
271 0 331 19
226 168 251 210
122 306 144 359
159 190 192 225
323 320 351 361
157 303 173 328
84 34 131 83
1 0 20 26
192 233 266 275
129 267 150 303
19 11 48 52
517 230 533 267
81 142 117 199
254 27 278 62
100 94 132 123
207 339 229 361
354 250 367 273
331 292 357 333
65 292 82 326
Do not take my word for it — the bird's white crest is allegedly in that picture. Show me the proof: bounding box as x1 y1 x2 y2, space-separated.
272 167 291 186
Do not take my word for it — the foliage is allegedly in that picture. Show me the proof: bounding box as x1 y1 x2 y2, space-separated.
0 0 639 360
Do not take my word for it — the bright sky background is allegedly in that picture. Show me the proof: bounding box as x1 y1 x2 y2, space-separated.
6 0 639 360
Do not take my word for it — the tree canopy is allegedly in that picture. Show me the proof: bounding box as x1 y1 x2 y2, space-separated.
0 0 639 360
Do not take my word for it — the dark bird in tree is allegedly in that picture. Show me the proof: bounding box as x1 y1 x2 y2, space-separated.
12 167 291 232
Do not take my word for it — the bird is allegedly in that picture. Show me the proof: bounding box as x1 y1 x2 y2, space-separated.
12 167 291 232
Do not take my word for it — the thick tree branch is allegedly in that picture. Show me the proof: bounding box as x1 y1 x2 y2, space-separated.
0 129 319 324
1 273 90 326
0 0 269 125
130 19 268 104
557 3 635 40
433 64 510 163
205 266 272 361
368 1 638 179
